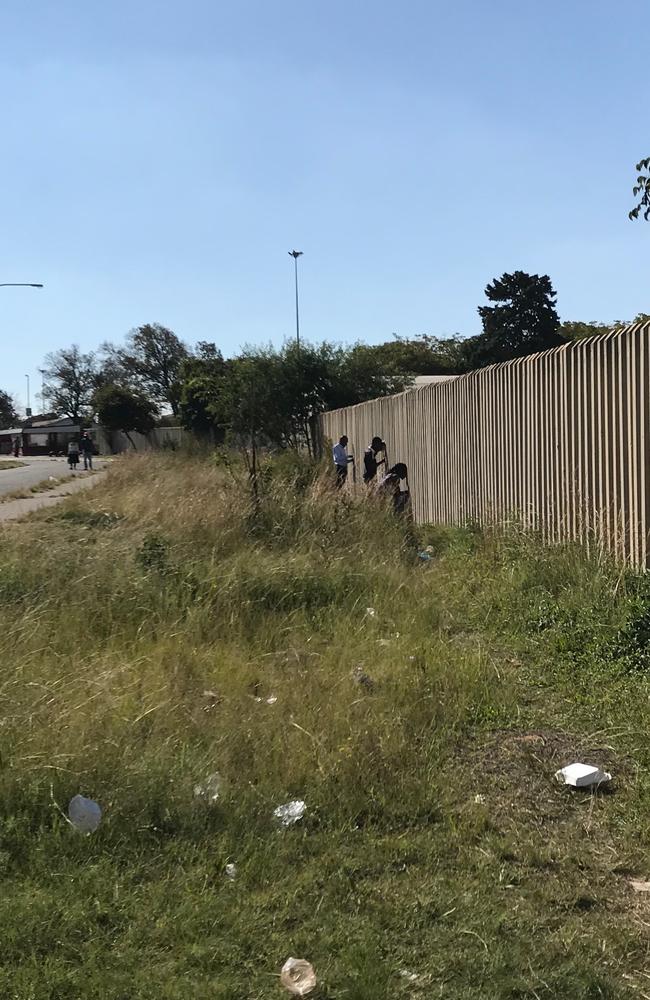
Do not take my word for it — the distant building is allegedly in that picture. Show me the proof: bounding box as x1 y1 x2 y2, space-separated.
0 416 89 455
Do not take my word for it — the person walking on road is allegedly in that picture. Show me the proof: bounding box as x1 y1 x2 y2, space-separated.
80 432 94 470
67 439 80 471
363 436 386 484
332 435 353 488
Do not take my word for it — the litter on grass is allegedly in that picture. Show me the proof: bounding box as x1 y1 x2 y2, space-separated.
417 551 432 562
554 763 612 788
267 695 278 705
280 957 317 996
274 800 306 826
474 793 486 805
225 863 237 880
193 772 222 803
365 607 376 617
351 665 375 690
68 794 102 834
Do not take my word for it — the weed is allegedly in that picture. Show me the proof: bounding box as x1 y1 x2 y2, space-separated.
0 451 647 998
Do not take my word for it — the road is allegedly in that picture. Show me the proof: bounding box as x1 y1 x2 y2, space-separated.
0 456 107 498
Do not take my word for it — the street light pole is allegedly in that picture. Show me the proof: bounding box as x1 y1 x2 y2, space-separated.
288 251 303 349
25 374 30 415
0 283 43 288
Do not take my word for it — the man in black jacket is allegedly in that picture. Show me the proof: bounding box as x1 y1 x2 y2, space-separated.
363 436 386 484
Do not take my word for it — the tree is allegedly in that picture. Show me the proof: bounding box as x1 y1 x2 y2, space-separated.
94 384 158 450
178 348 229 440
360 334 465 376
0 389 18 428
116 324 189 415
469 271 565 368
41 345 99 422
629 157 650 221
178 340 409 454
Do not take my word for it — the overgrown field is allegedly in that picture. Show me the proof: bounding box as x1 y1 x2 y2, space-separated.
3 452 650 998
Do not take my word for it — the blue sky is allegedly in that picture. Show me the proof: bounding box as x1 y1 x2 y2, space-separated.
1 0 647 411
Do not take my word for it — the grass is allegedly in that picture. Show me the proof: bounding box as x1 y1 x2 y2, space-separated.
0 459 26 470
2 451 650 997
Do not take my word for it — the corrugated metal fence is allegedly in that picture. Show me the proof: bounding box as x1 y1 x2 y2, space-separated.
320 322 650 566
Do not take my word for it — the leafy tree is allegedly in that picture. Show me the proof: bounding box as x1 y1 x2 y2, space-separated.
41 345 99 422
108 324 190 415
179 340 409 455
94 384 158 450
468 271 565 368
630 157 650 221
560 320 614 341
361 334 464 376
178 347 229 440
0 389 18 428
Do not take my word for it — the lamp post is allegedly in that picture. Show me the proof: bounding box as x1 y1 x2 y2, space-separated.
288 251 303 348
25 374 31 417
0 283 43 288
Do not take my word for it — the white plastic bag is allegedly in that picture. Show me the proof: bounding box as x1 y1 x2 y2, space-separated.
280 957 317 996
273 800 306 827
68 794 102 834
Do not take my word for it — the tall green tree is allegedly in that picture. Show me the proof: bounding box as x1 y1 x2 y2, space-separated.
360 334 464 376
178 345 229 439
41 345 99 422
94 384 158 450
629 157 650 221
467 271 564 368
0 389 18 428
105 324 189 415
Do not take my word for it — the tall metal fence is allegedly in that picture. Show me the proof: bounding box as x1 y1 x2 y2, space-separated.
320 322 650 567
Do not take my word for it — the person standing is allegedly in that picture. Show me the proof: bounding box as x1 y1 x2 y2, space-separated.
80 432 94 470
363 436 386 484
332 435 353 488
67 439 80 471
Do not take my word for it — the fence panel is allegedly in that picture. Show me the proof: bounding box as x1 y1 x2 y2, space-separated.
320 323 650 567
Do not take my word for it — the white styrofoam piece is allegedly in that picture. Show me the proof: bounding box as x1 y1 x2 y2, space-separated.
555 763 612 788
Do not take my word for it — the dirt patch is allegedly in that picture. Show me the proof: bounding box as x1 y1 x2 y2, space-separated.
461 728 624 830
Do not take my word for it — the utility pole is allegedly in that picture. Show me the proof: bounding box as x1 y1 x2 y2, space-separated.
288 250 303 348
25 374 31 417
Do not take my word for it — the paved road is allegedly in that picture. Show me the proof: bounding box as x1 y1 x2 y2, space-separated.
0 456 107 498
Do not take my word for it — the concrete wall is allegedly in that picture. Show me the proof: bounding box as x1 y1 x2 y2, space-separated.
95 425 186 454
320 322 650 567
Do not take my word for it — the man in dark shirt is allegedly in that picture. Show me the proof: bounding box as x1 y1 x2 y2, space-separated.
80 432 94 470
363 436 386 484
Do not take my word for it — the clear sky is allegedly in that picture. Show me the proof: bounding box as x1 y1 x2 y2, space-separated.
1 0 647 411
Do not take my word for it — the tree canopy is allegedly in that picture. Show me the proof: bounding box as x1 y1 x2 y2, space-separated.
0 389 18 428
630 157 650 221
94 384 158 449
41 345 98 422
466 271 565 368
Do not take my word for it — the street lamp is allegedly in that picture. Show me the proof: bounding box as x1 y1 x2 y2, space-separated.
0 283 43 288
288 250 303 348
25 374 31 417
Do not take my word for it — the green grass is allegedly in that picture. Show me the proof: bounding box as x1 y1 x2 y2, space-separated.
1 451 650 998
0 459 26 470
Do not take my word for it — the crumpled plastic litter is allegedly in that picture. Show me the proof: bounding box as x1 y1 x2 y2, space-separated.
267 695 278 705
351 665 375 690
68 794 102 834
554 763 611 788
365 607 376 617
417 551 432 562
274 800 306 826
225 862 237 880
280 957 317 996
193 772 222 803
